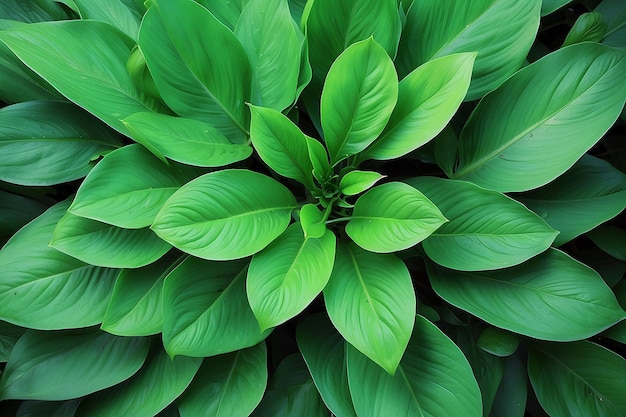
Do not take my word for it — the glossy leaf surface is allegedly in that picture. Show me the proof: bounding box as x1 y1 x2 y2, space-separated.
339 170 385 196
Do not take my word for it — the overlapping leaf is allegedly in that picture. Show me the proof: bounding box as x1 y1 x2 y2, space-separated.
596 0 626 48
489 354 527 417
195 0 249 30
15 400 80 417
72 0 143 40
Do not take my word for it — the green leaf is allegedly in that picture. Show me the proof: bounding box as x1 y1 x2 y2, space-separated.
247 223 336 331
321 38 398 164
235 0 302 110
324 242 415 374
0 101 121 186
515 155 626 246
562 12 607 46
123 112 253 167
397 0 541 100
72 0 143 40
407 177 557 270
0 321 25 362
596 0 626 48
50 212 171 269
162 257 270 357
306 136 330 183
297 314 358 417
178 343 267 417
346 182 447 253
427 248 626 341
152 169 297 261
542 0 573 15
489 354 527 417
249 105 314 188
0 190 48 240
361 53 475 161
0 0 69 22
453 43 626 192
194 0 249 30
0 20 162 135
0 329 149 400
69 144 198 229
139 0 251 142
529 340 626 417
477 328 520 357
0 201 117 329
299 204 327 239
339 170 385 196
587 224 626 261
76 348 201 417
347 315 482 417
16 400 80 417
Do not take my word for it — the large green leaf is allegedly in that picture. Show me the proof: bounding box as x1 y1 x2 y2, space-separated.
247 223 336 331
596 0 626 48
0 201 117 329
50 212 171 269
178 343 267 417
0 329 149 400
427 249 626 341
139 0 251 142
152 169 296 261
162 257 270 357
516 155 626 246
72 0 143 40
0 20 161 135
0 101 121 186
529 340 626 417
194 0 250 30
324 242 415 374
361 53 475 161
347 315 482 417
321 38 398 164
453 43 626 192
346 182 447 253
123 112 252 167
69 144 198 229
397 0 540 100
407 177 557 270
235 0 302 110
75 348 201 417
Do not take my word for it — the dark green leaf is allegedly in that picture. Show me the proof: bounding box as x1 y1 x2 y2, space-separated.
477 327 520 357
489 354 527 417
587 224 626 261
596 0 626 48
0 321 25 362
0 190 48 239
16 400 80 417
0 0 69 22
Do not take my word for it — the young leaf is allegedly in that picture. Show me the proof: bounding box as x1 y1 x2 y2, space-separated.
123 112 253 167
397 0 541 100
347 315 482 417
247 223 336 331
69 144 199 229
50 212 171 269
529 340 626 417
152 169 297 261
562 12 607 46
338 170 385 196
299 204 327 239
306 136 331 183
321 38 398 164
0 329 149 400
346 182 447 253
177 343 268 417
0 201 117 329
453 43 626 192
361 53 475 161
139 0 251 142
427 248 626 341
162 257 270 357
323 242 415 374
406 177 557 270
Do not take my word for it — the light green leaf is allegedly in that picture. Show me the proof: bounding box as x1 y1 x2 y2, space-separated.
453 43 626 192
194 0 250 30
321 38 398 164
529 340 626 417
0 101 121 186
596 0 626 48
0 329 149 400
542 0 573 15
0 321 25 363
427 248 626 341
489 354 527 417
162 257 270 357
0 201 117 329
515 155 626 246
50 212 171 269
339 171 385 196
72 0 142 40
347 315 482 417
406 177 557 270
297 314 358 417
346 182 447 253
76 348 201 417
324 242 415 374
178 343 267 417
123 112 252 167
248 223 336 331
361 53 475 161
139 0 251 142
235 0 301 110
299 204 327 239
587 224 626 261
477 327 520 357
0 20 162 135
306 136 330 183
562 12 607 46
434 126 459 177
249 105 314 188
397 0 541 100
152 169 296 261
69 144 198 229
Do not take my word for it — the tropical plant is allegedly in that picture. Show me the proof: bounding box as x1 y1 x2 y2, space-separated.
0 0 625 416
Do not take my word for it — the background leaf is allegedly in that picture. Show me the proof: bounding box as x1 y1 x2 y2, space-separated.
542 0 573 15
0 190 48 244
15 400 80 417
0 321 25 362
489 354 527 417
587 224 626 261
72 0 143 40
596 0 626 48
